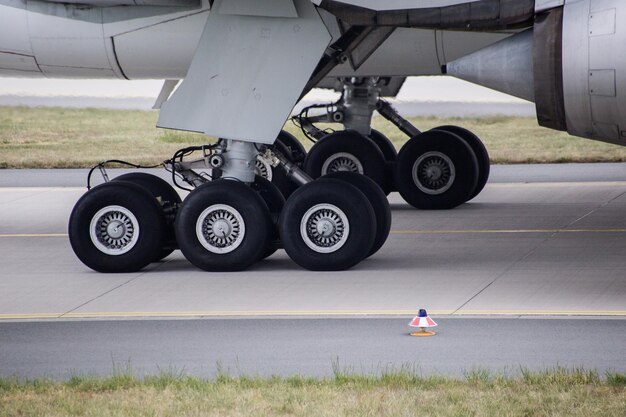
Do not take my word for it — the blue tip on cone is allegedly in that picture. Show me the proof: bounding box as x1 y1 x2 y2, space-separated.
419 309 428 317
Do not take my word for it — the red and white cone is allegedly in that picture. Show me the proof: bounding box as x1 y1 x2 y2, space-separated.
409 309 438 337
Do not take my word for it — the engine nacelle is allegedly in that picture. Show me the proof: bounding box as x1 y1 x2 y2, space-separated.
448 0 626 146
0 0 207 79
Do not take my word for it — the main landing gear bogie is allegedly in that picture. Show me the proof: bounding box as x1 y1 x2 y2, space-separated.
69 135 391 273
293 76 491 211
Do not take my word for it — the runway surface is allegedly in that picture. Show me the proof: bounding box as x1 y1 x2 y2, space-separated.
1 164 625 379
2 318 625 380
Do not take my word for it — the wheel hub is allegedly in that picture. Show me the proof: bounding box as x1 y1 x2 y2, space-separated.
105 220 126 240
255 156 273 181
321 152 364 175
412 151 456 195
89 205 140 255
196 204 245 254
300 204 350 254
316 218 336 238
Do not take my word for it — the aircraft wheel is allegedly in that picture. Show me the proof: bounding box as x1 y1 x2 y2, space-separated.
68 181 166 273
369 129 397 162
433 125 490 201
275 130 306 165
113 172 181 260
251 175 285 260
279 178 376 271
175 180 271 272
369 129 397 194
395 130 479 210
303 130 387 191
322 171 391 258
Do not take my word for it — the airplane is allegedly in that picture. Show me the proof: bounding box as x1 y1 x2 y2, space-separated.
1 0 623 273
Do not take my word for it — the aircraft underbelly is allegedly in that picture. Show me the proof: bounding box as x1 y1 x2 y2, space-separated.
0 0 511 80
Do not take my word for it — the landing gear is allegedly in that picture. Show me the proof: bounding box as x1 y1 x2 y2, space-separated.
293 76 491 209
251 175 285 260
112 172 180 261
69 134 390 273
68 181 166 272
304 130 387 190
174 180 272 272
279 178 376 271
395 130 479 210
255 130 306 198
322 171 391 257
432 125 490 201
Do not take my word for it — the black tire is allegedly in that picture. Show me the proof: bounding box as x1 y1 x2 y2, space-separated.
275 130 306 165
322 171 391 258
113 173 181 260
175 180 272 272
68 181 166 273
433 125 490 201
304 130 387 190
268 164 298 200
251 175 285 260
395 130 479 210
279 178 376 271
369 129 397 162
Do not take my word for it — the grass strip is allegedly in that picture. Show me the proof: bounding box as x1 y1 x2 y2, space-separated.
2 106 626 168
0 367 624 416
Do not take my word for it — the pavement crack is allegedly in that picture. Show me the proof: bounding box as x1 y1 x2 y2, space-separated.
59 274 145 318
566 189 626 229
59 258 177 317
452 189 626 315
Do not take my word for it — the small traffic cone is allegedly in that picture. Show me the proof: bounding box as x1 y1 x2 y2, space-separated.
409 309 437 337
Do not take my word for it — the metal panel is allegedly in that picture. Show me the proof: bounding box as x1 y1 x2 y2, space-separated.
40 0 199 6
217 0 297 17
536 0 565 13
158 0 331 144
533 6 566 131
0 52 39 73
318 0 534 30
562 0 593 139
589 8 615 37
563 0 626 145
0 0 32 55
328 28 440 77
26 2 112 72
446 29 535 102
113 11 208 79
589 69 616 97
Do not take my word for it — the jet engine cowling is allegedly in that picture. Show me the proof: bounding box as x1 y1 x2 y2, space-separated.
448 0 626 146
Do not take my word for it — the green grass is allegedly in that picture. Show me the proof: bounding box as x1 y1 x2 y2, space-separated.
0 368 624 416
2 106 626 168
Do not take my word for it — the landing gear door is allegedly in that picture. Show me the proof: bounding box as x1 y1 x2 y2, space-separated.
158 0 331 144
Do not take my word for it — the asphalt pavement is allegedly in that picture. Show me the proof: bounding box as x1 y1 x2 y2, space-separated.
0 164 625 379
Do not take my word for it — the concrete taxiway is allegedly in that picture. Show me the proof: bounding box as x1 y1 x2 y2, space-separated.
0 164 625 378
1 164 626 319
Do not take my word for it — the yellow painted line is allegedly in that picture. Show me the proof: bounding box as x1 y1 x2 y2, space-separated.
0 233 67 238
1 309 625 320
391 229 626 234
487 181 626 187
459 310 626 316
